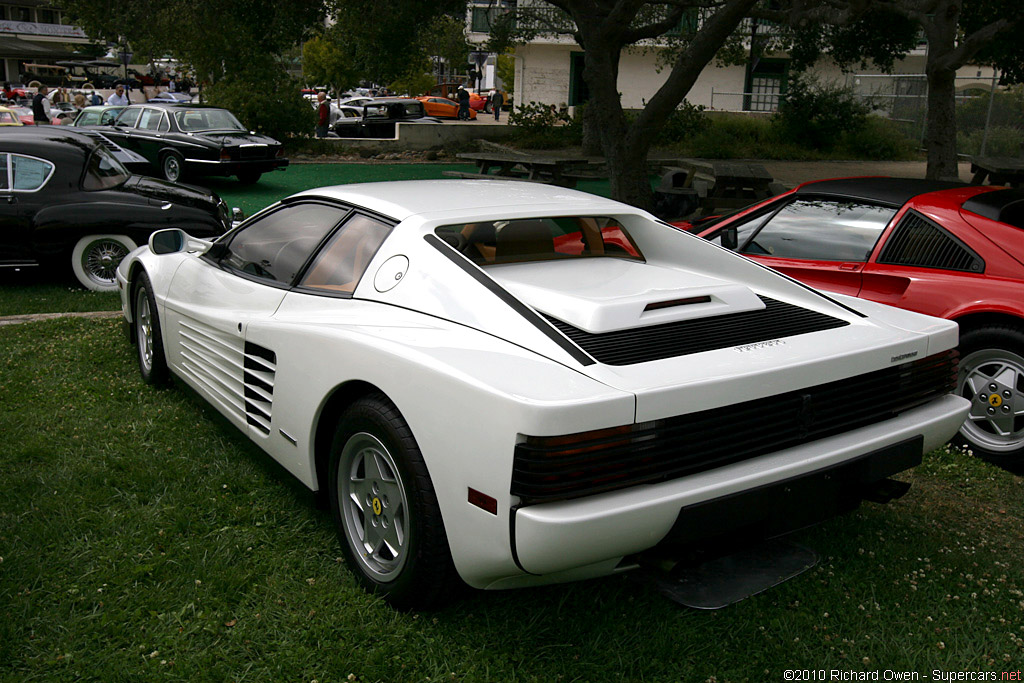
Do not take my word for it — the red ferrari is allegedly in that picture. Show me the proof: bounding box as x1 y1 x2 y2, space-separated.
682 177 1024 469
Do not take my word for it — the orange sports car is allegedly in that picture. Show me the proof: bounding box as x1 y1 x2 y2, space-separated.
415 96 476 120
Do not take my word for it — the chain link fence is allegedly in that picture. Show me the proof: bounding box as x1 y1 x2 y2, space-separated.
844 73 1024 158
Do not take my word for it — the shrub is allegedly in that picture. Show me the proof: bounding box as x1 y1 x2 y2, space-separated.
506 101 580 148
656 101 709 144
957 126 1024 157
772 75 870 151
837 116 917 160
204 73 315 141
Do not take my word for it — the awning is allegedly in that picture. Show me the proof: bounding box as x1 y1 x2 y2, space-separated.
0 36 76 59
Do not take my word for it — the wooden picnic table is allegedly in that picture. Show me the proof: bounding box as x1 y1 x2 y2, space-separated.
448 152 591 188
659 159 782 215
969 157 1024 188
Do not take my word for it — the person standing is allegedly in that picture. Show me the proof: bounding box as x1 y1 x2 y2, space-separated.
315 91 330 138
32 86 50 125
89 90 102 106
490 89 503 121
456 85 470 121
106 85 130 105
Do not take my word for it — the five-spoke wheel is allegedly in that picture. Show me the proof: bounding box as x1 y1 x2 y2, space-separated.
956 326 1024 471
328 394 457 609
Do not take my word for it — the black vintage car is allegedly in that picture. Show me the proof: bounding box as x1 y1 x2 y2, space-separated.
96 103 288 184
359 98 439 138
0 128 231 291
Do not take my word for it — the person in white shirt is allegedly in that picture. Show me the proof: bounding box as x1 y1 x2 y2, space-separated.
106 85 130 106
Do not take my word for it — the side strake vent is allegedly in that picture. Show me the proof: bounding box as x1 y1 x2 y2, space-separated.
544 296 849 366
878 211 984 273
243 342 276 435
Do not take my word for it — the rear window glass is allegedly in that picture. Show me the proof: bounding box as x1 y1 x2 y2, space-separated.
436 216 643 266
82 147 130 191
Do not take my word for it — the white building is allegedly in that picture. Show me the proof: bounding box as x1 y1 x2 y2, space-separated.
467 1 1000 114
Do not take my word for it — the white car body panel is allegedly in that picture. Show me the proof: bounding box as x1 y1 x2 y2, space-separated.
117 180 971 590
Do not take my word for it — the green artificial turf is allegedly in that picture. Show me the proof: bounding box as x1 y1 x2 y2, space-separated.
1 316 1023 682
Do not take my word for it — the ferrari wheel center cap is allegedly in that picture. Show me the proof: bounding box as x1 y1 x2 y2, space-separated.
371 497 382 516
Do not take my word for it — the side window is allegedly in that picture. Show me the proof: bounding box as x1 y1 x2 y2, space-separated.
100 109 120 125
138 108 161 130
78 111 98 125
0 154 8 190
299 214 391 293
221 203 348 284
739 199 896 262
10 155 54 191
114 108 142 128
157 112 169 132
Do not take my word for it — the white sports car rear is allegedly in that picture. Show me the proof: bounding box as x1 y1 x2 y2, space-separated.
117 180 970 608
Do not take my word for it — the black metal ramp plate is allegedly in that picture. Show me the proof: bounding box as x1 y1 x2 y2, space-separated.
637 539 819 610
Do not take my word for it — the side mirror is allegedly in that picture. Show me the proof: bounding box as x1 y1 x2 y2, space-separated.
149 228 213 255
720 226 738 250
231 207 245 225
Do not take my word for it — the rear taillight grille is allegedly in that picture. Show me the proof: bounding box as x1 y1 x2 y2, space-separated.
511 350 958 504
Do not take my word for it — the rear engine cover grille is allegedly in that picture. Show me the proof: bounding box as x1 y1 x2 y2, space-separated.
511 350 958 504
544 296 849 366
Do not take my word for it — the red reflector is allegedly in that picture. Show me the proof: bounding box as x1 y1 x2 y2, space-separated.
220 149 231 161
467 488 498 515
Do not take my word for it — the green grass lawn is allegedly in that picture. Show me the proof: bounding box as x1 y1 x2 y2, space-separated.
1 316 1023 681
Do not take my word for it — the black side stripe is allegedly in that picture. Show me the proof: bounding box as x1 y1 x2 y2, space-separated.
423 233 595 366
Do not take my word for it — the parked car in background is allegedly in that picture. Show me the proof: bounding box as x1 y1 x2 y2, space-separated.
70 105 127 127
360 98 438 138
330 104 363 137
685 177 1024 469
424 82 489 111
0 128 231 291
415 96 476 120
8 106 34 126
95 103 288 184
118 179 968 608
0 106 23 126
147 92 192 104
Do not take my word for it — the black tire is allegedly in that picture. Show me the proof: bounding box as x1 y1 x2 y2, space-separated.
160 151 184 183
237 171 261 185
328 393 459 609
954 325 1024 472
132 271 169 386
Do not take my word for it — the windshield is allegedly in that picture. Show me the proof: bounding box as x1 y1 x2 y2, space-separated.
82 146 130 191
436 216 644 265
172 108 245 132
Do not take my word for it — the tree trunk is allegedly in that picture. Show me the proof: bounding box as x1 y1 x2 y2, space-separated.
581 103 602 156
923 0 963 181
924 65 959 180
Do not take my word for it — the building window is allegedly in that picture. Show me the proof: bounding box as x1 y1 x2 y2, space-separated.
744 59 787 112
38 8 57 24
471 7 506 32
13 6 33 22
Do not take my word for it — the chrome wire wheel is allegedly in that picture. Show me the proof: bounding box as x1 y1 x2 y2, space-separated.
958 347 1024 454
338 431 410 580
82 238 129 287
135 285 153 374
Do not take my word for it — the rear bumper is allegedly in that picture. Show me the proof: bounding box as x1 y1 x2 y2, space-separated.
508 394 968 578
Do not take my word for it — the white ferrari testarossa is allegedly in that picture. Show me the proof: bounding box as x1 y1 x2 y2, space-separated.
117 180 970 608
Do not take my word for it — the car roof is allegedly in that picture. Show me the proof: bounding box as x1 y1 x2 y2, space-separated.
121 102 221 110
292 180 631 223
794 177 969 207
0 126 97 154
